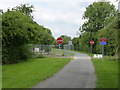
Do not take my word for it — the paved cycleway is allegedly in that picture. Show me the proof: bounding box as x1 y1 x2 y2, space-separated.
32 52 97 88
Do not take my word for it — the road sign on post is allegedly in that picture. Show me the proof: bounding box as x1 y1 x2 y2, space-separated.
100 38 106 62
57 37 63 62
90 40 94 45
90 40 94 53
100 38 106 45
57 37 63 44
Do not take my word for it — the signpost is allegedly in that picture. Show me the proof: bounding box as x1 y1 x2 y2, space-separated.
57 37 63 62
100 38 106 62
90 40 94 53
69 41 72 45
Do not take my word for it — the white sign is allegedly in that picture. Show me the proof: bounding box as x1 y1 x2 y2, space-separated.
93 54 103 58
34 48 39 52
69 41 72 45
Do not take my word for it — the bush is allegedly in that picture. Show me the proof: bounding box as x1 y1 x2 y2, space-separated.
31 52 45 58
2 45 33 64
37 54 45 58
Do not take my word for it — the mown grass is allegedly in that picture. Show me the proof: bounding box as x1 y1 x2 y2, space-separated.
92 58 118 88
2 58 70 88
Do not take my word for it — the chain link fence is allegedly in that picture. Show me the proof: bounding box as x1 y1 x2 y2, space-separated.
30 44 75 58
64 45 74 58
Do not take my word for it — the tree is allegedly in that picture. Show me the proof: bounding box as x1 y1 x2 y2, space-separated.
72 37 79 51
2 7 55 64
33 25 55 45
78 17 119 55
2 11 38 64
78 32 93 52
81 1 116 32
97 18 119 56
12 4 34 18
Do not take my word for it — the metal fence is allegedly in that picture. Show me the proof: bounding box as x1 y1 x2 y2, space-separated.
64 45 74 58
30 44 74 58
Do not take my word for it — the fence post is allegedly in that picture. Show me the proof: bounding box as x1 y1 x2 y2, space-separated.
69 45 71 58
73 44 74 52
102 45 104 62
40 45 41 53
63 45 65 58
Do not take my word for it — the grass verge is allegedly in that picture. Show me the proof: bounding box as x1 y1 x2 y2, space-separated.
76 51 118 88
92 58 118 88
2 58 70 88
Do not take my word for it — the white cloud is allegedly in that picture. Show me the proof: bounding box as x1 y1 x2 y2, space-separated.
54 28 60 34
34 2 87 27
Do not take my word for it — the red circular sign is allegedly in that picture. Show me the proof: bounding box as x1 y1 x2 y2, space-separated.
90 40 94 45
57 37 63 44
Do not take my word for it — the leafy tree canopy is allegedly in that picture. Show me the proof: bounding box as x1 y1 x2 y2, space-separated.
12 4 34 18
2 4 55 64
81 1 117 32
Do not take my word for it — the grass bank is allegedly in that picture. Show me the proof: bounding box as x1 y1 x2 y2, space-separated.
2 58 70 88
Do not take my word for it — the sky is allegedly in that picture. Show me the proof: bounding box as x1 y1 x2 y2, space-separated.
0 0 118 39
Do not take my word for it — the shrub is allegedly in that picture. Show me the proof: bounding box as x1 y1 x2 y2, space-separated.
2 45 33 64
37 54 45 58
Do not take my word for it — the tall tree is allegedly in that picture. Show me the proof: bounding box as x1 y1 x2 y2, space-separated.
81 1 116 32
12 4 34 18
72 37 79 51
97 17 119 56
2 7 54 64
2 11 37 64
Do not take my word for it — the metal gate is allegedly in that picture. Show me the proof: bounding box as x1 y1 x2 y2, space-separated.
30 44 74 58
